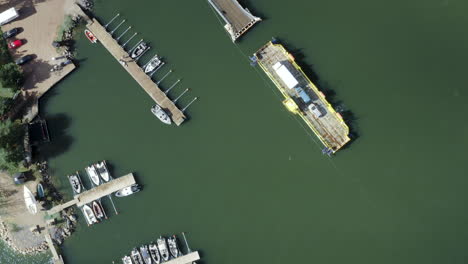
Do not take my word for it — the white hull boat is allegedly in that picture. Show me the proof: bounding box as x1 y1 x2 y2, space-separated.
86 165 101 186
144 56 162 73
68 173 82 194
168 235 180 258
151 104 172 125
95 161 111 182
140 245 152 264
122 255 133 264
149 243 161 264
82 204 98 225
131 42 148 59
24 186 37 214
157 236 170 262
132 248 144 264
115 184 141 197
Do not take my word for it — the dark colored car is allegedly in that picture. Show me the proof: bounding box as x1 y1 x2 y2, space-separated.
3 28 20 39
15 55 34 65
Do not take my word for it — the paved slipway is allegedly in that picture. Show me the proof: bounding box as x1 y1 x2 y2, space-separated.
5 0 468 263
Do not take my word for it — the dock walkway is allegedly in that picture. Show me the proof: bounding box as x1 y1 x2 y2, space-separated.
208 0 261 41
85 17 186 125
166 252 200 264
47 173 135 215
255 42 350 152
44 230 64 264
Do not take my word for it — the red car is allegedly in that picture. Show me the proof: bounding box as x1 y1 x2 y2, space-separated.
8 39 23 49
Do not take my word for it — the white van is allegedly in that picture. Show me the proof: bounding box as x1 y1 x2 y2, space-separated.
308 103 324 118
0 8 19 26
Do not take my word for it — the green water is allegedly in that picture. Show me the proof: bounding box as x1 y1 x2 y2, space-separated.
4 0 468 263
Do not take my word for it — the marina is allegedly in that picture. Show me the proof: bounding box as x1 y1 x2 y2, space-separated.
74 5 198 126
208 0 261 41
253 41 351 153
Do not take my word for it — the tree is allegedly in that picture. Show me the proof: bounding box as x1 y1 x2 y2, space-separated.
0 120 25 170
0 97 13 116
0 63 23 90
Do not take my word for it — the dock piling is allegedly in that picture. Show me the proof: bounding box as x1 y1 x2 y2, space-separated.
135 47 151 61
165 79 181 94
104 13 120 29
122 32 138 47
173 88 190 103
108 194 119 215
182 232 192 253
182 97 198 112
110 19 126 35
157 69 172 85
116 26 132 41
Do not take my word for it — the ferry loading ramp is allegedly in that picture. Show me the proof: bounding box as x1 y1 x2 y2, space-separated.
208 0 261 41
255 42 350 153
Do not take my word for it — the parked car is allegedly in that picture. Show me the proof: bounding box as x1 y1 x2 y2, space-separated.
15 54 34 65
8 39 23 49
3 27 20 39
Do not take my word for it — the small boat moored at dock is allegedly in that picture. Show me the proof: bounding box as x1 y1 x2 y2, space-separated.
86 165 101 186
151 105 172 125
84 29 98 43
140 245 152 264
115 184 141 197
95 161 111 182
131 248 144 264
92 200 105 220
131 42 148 59
157 236 170 262
167 235 180 258
149 243 161 264
122 255 133 264
68 173 82 194
144 56 162 73
82 204 99 225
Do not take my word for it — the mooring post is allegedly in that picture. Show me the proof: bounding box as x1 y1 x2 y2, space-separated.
117 26 132 41
165 79 181 94
173 88 190 103
149 62 165 77
182 97 198 112
128 39 143 53
110 19 126 35
104 13 120 29
157 69 172 85
122 32 138 48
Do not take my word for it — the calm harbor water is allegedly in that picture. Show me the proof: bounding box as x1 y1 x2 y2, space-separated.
3 0 468 263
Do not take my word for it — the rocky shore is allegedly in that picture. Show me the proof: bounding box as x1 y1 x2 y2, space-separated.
0 221 48 254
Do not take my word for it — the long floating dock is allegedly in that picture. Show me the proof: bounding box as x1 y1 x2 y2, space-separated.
47 173 135 215
84 15 186 125
254 42 350 153
208 0 261 41
165 251 200 264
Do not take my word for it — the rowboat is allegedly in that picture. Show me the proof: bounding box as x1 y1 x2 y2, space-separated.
36 183 45 199
92 200 105 220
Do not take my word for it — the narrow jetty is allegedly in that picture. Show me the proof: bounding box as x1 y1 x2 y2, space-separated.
47 173 135 215
163 251 200 264
254 41 350 153
75 4 186 125
208 0 261 41
44 229 64 264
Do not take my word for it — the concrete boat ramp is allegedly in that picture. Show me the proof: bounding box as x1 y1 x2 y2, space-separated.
47 173 135 215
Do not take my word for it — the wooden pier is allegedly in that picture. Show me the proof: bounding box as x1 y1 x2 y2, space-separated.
47 173 136 215
208 0 261 41
165 252 200 264
83 17 186 125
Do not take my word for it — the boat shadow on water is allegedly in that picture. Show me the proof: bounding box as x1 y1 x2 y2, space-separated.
269 38 361 151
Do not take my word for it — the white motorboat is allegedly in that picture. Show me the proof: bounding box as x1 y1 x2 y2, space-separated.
82 204 98 225
150 104 172 125
144 56 162 73
95 161 111 182
85 165 101 186
23 186 37 214
167 235 180 258
149 243 161 264
157 236 170 261
131 42 148 59
115 184 141 197
68 173 82 194
122 255 133 264
132 248 144 264
140 245 152 264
